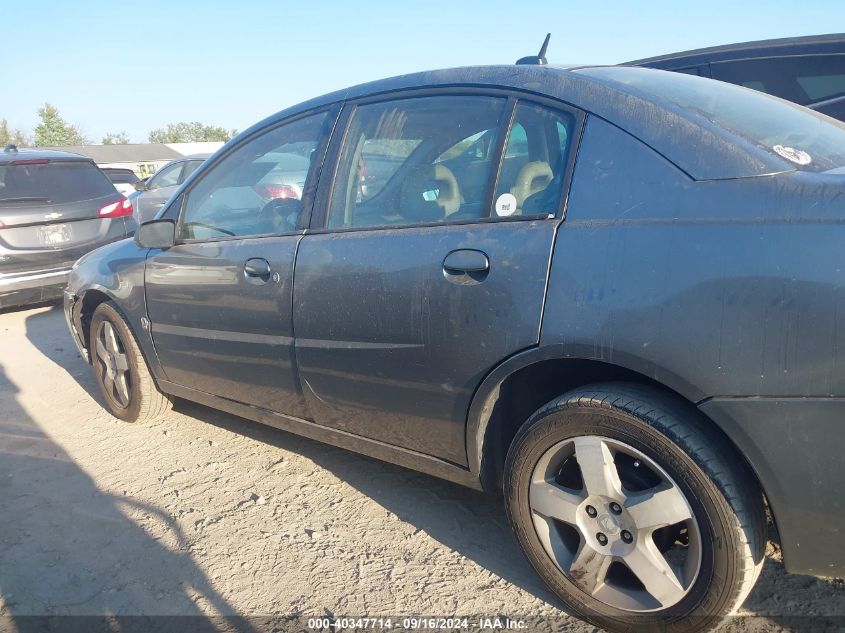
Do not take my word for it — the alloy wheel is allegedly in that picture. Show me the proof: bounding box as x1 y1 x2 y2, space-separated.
529 435 702 611
95 320 132 409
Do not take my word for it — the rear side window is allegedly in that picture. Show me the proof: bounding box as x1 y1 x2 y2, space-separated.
328 95 507 229
493 102 574 217
0 161 115 203
710 55 845 106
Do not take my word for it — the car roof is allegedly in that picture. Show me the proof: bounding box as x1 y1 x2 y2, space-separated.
237 64 791 180
0 147 94 165
624 33 845 68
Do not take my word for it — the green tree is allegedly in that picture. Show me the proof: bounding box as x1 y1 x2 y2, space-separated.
0 118 30 147
148 121 236 143
102 131 130 145
33 103 88 146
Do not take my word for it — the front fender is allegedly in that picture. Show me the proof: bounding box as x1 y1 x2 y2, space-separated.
64 239 164 382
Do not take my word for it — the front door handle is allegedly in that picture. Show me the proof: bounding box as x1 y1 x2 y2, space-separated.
442 249 489 284
244 257 271 278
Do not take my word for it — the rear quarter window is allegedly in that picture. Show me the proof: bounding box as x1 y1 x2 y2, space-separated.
0 161 117 203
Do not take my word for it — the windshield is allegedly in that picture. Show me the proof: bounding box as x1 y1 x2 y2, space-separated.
579 66 845 173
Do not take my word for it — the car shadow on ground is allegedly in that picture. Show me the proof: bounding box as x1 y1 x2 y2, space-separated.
22 303 103 404
22 304 845 631
171 397 565 610
0 361 259 632
21 304 563 610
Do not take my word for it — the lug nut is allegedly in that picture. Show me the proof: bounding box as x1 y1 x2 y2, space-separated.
596 532 608 546
621 530 633 544
586 505 597 518
609 502 622 515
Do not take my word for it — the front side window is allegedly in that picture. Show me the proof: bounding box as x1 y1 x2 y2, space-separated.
179 111 328 241
492 103 574 217
328 96 506 229
147 162 182 191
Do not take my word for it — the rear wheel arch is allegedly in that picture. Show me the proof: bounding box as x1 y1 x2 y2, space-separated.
469 355 772 527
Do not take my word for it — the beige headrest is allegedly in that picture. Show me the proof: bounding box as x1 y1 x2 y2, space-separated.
511 161 553 209
432 164 461 215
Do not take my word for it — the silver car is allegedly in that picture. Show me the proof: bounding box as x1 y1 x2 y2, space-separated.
0 145 136 308
130 154 210 223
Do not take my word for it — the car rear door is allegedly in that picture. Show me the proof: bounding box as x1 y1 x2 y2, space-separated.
293 94 581 465
0 158 131 279
144 108 337 417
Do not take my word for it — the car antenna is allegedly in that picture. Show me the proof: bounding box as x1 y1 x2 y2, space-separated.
516 33 551 66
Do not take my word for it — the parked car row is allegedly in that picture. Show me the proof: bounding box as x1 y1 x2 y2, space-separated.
62 49 845 633
0 148 215 309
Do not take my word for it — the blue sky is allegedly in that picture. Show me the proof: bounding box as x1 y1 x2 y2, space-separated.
5 0 843 143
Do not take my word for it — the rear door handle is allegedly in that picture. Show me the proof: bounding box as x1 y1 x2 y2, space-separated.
443 249 489 273
244 257 271 277
442 249 489 285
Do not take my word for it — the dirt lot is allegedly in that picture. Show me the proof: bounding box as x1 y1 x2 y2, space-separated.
1 303 843 631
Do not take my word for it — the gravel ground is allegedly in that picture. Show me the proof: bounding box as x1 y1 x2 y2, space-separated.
1 303 843 632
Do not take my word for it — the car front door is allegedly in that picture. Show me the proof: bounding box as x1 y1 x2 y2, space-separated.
293 95 580 465
145 109 337 417
136 160 183 223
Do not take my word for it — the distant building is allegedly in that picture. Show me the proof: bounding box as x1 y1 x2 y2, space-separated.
44 142 225 177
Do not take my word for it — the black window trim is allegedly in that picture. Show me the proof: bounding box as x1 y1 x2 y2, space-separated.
307 86 586 235
171 104 342 246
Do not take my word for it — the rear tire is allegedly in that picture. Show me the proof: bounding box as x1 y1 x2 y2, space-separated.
90 302 171 422
504 383 765 633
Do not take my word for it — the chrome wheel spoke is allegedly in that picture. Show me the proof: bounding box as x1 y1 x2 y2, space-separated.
113 353 129 372
114 372 130 406
573 436 624 498
568 541 612 596
103 322 119 353
623 541 687 607
626 484 693 531
96 319 131 410
530 480 582 525
95 338 109 363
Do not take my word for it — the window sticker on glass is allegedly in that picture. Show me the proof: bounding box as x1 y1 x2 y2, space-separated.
773 144 812 165
495 192 518 216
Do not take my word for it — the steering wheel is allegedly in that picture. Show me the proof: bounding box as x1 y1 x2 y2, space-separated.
258 198 301 233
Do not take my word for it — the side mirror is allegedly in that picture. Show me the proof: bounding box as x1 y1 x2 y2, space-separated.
134 180 147 191
135 219 176 249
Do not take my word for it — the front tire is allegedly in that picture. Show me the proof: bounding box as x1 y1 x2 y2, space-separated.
504 383 765 633
90 302 171 422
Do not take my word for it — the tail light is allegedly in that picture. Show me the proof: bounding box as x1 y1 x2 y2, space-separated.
99 197 133 219
253 184 301 200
